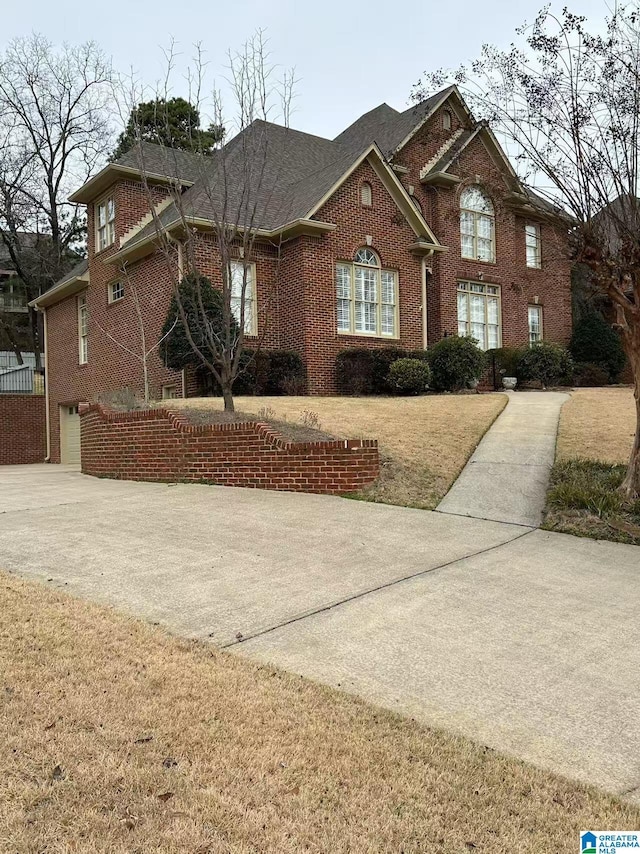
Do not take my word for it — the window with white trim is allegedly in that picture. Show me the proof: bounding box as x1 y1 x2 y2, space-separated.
108 280 124 303
457 281 501 350
528 305 543 345
336 248 397 337
460 186 495 262
525 223 541 268
230 261 257 335
78 295 88 364
360 182 372 207
162 384 178 399
95 196 115 252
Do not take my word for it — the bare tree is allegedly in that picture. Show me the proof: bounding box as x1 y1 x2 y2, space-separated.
116 33 294 411
0 34 113 367
89 265 178 405
413 4 640 497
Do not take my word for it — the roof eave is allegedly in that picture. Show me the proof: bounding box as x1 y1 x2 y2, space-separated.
391 85 473 157
30 271 90 309
421 171 462 188
68 164 194 204
107 217 337 266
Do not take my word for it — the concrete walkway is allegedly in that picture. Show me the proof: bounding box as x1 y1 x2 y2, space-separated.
437 391 568 526
1 464 639 802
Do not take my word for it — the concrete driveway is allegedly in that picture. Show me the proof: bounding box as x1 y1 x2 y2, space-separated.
2 464 639 802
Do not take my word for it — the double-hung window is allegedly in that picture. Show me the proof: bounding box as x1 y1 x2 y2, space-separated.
108 280 124 303
525 223 541 268
336 248 398 338
460 186 495 262
96 196 115 252
230 261 257 335
78 294 88 364
457 281 501 350
528 305 543 345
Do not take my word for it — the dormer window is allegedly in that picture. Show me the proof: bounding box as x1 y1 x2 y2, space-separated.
442 110 452 130
460 186 495 262
360 182 372 207
96 196 115 252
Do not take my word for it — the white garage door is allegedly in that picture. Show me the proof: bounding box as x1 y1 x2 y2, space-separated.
60 404 81 465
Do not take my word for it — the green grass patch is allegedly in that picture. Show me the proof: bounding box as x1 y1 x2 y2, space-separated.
543 458 640 545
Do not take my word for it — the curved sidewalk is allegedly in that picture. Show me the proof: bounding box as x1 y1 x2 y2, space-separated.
437 391 568 527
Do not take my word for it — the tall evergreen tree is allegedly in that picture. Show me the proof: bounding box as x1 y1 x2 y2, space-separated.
112 97 223 160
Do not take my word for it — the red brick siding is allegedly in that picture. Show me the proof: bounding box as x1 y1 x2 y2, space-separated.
303 159 426 393
45 114 574 437
0 396 46 464
79 404 379 494
396 105 572 349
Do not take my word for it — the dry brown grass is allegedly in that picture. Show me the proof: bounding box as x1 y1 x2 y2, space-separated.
171 395 507 509
556 388 636 464
2 571 638 853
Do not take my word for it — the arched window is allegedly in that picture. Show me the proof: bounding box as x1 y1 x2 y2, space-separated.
442 110 452 130
460 186 495 262
360 182 372 207
336 248 397 337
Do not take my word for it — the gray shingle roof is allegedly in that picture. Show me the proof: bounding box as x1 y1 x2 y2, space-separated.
116 87 456 251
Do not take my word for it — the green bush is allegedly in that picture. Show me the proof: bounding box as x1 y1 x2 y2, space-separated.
427 336 487 392
573 362 611 388
517 342 574 387
161 274 235 371
489 346 526 380
570 310 626 382
388 358 431 394
336 348 409 395
196 349 305 396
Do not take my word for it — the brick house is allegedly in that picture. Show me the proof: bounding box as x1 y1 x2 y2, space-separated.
33 85 572 464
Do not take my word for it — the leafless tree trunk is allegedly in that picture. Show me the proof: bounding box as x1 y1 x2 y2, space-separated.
412 4 640 497
116 33 294 411
0 35 112 367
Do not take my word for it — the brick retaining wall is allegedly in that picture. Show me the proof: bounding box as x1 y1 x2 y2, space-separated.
79 404 379 494
0 395 46 465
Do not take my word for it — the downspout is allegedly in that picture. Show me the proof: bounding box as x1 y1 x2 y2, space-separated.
43 307 51 462
422 255 430 349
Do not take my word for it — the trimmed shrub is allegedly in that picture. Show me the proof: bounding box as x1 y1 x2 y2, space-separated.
336 349 376 395
573 362 611 388
388 358 431 394
196 349 305 396
489 346 526 380
260 350 306 395
427 336 487 392
370 348 410 393
517 342 574 387
336 348 410 395
570 310 626 382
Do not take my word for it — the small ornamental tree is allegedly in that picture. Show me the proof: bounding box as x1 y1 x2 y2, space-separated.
428 336 486 392
570 311 626 382
161 274 238 374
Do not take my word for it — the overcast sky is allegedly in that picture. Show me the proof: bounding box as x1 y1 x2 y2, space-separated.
3 0 611 140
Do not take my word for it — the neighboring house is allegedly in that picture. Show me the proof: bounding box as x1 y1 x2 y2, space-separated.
33 85 572 464
0 235 32 356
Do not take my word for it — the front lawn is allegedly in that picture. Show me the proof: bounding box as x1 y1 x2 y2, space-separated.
543 388 639 544
2 572 638 853
170 394 507 509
